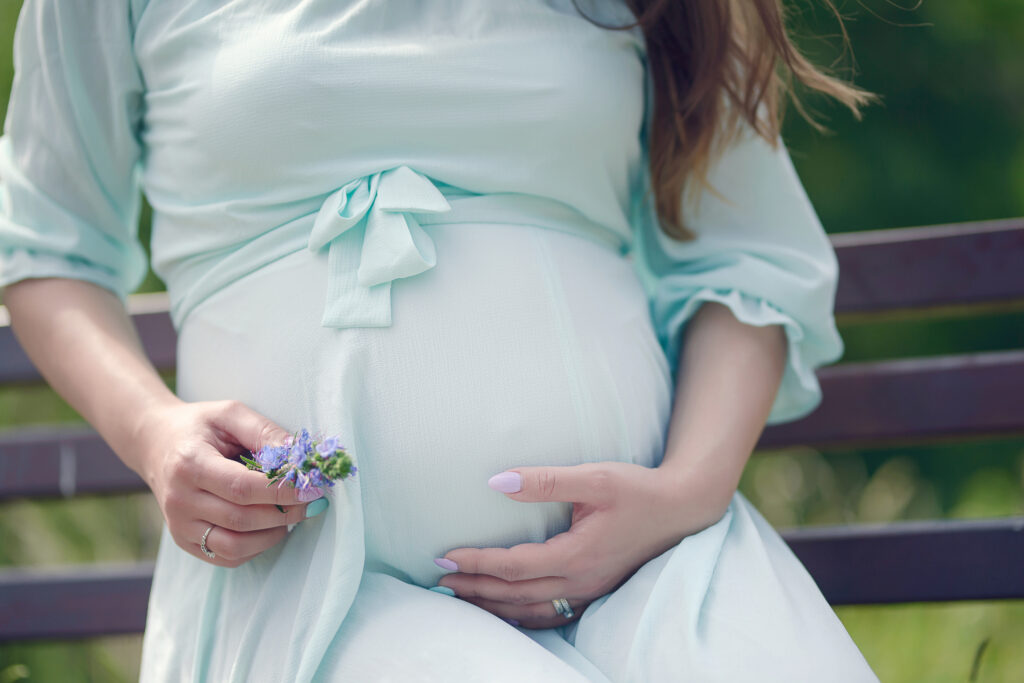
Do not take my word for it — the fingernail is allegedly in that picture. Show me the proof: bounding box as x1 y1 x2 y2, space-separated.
488 471 522 493
298 486 325 503
306 497 329 518
504 618 520 627
429 585 456 597
434 557 458 571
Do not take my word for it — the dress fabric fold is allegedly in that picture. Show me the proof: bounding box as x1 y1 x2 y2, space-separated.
0 1 876 680
308 165 449 328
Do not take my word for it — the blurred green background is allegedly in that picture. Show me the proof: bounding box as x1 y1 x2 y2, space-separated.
1 0 1023 681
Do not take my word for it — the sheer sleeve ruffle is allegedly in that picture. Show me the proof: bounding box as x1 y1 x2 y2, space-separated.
0 0 148 302
630 121 844 425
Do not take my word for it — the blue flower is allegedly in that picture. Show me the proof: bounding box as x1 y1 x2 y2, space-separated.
243 429 355 493
309 467 331 488
316 437 340 457
256 445 287 473
288 443 307 467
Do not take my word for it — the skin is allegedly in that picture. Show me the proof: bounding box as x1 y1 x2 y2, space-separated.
435 299 788 628
4 277 787 625
3 278 314 569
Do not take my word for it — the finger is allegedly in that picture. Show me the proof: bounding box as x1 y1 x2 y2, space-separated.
489 463 612 504
443 534 576 582
437 573 570 606
459 595 588 630
209 400 292 455
173 525 265 569
194 444 311 506
193 489 309 532
192 520 287 561
181 540 259 569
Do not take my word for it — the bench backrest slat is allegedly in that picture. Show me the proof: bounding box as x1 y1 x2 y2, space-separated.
785 517 1024 604
3 516 1022 641
0 426 145 500
0 563 154 640
3 349 1021 501
0 293 176 384
0 217 1022 637
832 218 1024 314
1 219 1022 384
759 350 1024 449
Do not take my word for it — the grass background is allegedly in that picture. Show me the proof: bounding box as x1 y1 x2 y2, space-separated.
1 0 1023 680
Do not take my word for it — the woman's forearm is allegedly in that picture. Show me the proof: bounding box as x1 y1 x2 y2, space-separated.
3 278 181 477
657 300 788 526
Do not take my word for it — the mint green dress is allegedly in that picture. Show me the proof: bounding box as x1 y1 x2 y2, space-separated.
0 1 877 680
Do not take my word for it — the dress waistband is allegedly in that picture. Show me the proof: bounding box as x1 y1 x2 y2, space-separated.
306 165 627 328
168 165 628 331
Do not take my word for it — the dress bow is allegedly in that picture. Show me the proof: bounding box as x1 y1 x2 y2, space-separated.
308 165 452 328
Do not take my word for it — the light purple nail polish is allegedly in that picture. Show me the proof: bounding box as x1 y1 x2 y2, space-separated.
504 618 520 627
488 471 522 493
434 557 458 571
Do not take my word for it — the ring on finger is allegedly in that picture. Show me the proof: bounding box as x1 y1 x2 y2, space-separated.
551 597 575 620
200 524 217 559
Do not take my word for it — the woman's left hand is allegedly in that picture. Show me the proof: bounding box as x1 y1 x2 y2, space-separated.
434 461 732 629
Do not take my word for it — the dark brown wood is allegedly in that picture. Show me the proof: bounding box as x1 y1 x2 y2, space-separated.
759 350 1024 450
3 349 1021 500
0 293 177 384
831 218 1024 315
0 219 1021 384
783 517 1024 605
1 218 1023 640
0 426 146 501
0 563 153 641
2 517 1021 641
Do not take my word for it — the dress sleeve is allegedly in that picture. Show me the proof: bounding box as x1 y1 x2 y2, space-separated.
0 0 147 303
630 119 845 426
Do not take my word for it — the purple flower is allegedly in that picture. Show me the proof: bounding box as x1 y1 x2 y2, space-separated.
243 429 356 495
309 467 331 488
288 443 307 467
316 437 340 457
256 445 287 473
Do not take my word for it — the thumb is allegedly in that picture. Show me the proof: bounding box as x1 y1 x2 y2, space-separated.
487 464 603 503
210 400 292 455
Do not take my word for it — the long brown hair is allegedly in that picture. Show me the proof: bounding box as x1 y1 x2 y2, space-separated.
575 0 876 241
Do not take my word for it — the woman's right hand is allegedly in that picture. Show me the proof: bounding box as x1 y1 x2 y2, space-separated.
134 398 324 568
3 280 324 568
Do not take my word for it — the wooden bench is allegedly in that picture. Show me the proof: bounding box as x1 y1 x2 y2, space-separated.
1 217 1022 641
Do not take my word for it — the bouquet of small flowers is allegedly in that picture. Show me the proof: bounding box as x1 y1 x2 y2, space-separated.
241 429 357 509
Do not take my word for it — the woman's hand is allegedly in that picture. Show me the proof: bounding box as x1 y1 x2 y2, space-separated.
434 461 731 629
135 399 323 568
3 281 327 568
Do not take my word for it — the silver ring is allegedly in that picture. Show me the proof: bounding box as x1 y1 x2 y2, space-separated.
200 524 216 559
551 597 574 620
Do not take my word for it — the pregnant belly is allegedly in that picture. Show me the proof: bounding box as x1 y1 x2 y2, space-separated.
176 222 673 587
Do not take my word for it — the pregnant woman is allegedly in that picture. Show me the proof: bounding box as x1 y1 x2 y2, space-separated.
1 0 879 680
